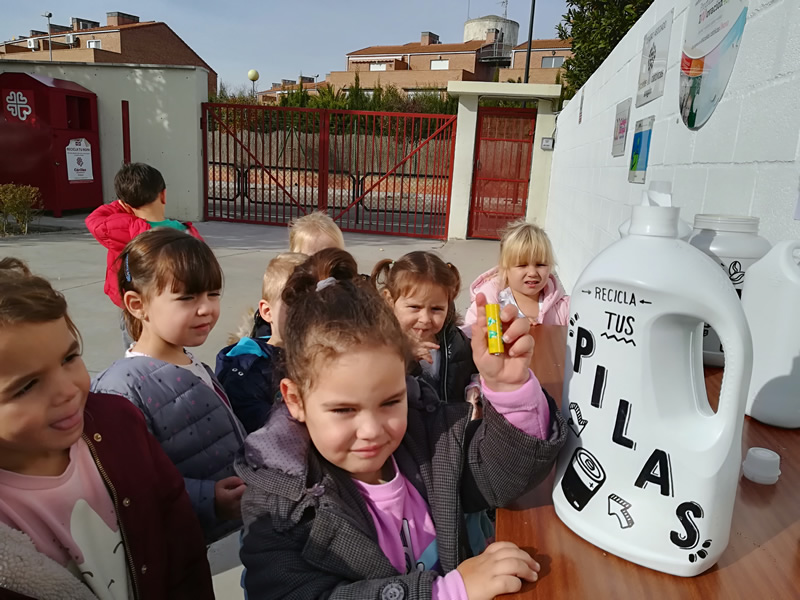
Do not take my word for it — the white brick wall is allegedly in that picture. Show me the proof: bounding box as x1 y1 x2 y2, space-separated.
547 0 800 291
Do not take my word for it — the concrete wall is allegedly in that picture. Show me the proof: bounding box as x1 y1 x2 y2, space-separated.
0 61 208 221
546 0 800 291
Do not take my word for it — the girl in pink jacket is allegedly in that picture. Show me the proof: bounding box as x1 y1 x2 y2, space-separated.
463 220 570 335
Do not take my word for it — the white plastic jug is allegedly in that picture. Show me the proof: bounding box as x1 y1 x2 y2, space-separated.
742 240 800 428
552 204 752 577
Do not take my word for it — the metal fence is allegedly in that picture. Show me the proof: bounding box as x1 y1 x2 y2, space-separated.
202 104 456 239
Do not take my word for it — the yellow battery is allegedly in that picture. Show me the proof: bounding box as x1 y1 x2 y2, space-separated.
486 303 504 355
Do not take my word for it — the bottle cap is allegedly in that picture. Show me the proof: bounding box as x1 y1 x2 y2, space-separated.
629 205 680 238
742 447 781 485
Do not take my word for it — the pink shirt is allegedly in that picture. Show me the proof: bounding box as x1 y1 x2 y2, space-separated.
355 371 548 599
0 439 131 598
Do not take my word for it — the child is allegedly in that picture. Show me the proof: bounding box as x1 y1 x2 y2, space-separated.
373 251 477 403
288 210 345 255
0 258 213 599
85 163 203 348
463 220 570 335
235 252 567 599
90 228 246 544
215 252 307 434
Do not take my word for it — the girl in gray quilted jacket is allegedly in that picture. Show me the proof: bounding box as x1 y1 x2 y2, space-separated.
92 228 246 543
235 250 567 600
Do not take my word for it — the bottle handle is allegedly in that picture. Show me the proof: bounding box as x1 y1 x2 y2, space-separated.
777 240 800 276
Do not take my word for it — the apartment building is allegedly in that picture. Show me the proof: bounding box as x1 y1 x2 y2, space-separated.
499 38 573 84
1 12 217 95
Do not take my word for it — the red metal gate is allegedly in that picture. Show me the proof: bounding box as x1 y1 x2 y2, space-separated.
202 103 456 239
467 107 537 240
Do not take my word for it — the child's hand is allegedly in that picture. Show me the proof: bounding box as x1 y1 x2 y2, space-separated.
471 293 534 393
457 541 540 600
214 476 247 521
410 335 440 364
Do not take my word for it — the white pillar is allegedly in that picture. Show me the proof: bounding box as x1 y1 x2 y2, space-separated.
447 94 479 239
525 99 556 226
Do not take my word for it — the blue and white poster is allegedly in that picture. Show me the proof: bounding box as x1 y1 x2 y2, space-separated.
629 116 654 184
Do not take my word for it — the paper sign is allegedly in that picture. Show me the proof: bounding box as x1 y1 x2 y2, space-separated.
629 116 655 184
65 138 94 182
613 99 632 157
637 10 673 107
680 0 748 130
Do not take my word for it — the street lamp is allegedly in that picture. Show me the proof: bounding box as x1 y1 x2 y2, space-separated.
522 0 536 84
42 12 53 62
248 69 260 98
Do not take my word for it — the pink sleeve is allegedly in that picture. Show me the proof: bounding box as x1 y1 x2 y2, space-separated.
432 570 468 600
481 370 550 439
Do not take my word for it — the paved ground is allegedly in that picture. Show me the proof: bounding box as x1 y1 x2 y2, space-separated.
0 215 500 598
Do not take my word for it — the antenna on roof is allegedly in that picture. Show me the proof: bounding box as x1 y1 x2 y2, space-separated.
499 0 509 19
467 0 470 20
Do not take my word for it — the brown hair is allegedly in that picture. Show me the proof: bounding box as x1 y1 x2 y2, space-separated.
0 257 81 346
372 251 461 329
114 162 166 208
288 211 345 253
118 228 223 341
282 248 408 394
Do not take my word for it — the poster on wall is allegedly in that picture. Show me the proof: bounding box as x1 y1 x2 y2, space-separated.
65 138 94 182
629 116 654 184
612 99 632 157
680 0 748 130
636 10 673 107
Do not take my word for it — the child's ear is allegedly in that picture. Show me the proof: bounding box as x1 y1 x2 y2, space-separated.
123 290 147 321
281 379 305 422
159 189 167 205
258 299 272 323
381 288 395 306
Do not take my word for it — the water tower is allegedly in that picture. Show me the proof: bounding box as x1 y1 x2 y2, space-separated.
464 12 519 66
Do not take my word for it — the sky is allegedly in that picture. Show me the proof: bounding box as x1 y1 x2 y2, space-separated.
1 0 568 92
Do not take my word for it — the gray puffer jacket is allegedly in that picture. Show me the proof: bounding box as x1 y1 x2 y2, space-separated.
236 375 567 600
91 356 246 542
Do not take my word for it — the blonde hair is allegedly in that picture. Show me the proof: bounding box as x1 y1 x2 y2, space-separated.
498 220 556 288
288 211 345 253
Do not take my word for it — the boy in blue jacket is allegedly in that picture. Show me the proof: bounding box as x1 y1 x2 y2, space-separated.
216 253 307 433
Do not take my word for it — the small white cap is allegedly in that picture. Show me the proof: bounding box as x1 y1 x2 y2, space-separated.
742 447 781 485
628 205 680 238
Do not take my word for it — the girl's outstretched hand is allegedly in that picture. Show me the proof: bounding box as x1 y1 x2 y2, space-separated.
457 541 540 600
471 292 534 393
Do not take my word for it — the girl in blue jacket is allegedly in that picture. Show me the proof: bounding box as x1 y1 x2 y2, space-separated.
91 228 246 543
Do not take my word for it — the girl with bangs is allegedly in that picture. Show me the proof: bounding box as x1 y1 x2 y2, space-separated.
92 228 246 543
463 220 570 335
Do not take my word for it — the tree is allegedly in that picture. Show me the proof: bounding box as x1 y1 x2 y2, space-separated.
557 0 654 92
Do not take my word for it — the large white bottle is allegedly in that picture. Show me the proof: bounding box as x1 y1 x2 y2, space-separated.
552 204 752 577
742 240 800 428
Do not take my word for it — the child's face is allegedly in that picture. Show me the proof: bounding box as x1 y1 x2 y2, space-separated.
282 346 408 485
136 283 221 348
391 284 449 343
296 233 342 256
507 260 552 300
0 318 90 471
258 297 286 345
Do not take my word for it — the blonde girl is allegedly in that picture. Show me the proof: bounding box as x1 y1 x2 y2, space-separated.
373 251 476 403
91 228 246 543
463 220 569 334
235 249 567 600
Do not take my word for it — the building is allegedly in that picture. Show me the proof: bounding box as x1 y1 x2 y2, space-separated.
0 12 217 95
327 18 520 96
257 77 328 104
499 39 573 84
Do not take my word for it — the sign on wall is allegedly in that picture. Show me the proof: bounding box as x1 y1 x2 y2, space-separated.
629 116 654 184
636 10 674 107
612 99 632 157
680 0 748 130
65 138 94 182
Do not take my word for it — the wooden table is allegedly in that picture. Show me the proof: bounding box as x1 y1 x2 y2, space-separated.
496 325 800 599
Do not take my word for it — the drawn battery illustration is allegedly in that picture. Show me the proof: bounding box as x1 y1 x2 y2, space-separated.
486 303 504 355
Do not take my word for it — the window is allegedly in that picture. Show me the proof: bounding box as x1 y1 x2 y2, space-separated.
430 59 449 70
87 39 102 49
541 56 565 69
369 63 387 72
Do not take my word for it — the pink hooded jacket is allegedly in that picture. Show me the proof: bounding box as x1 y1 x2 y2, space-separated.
462 266 570 336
